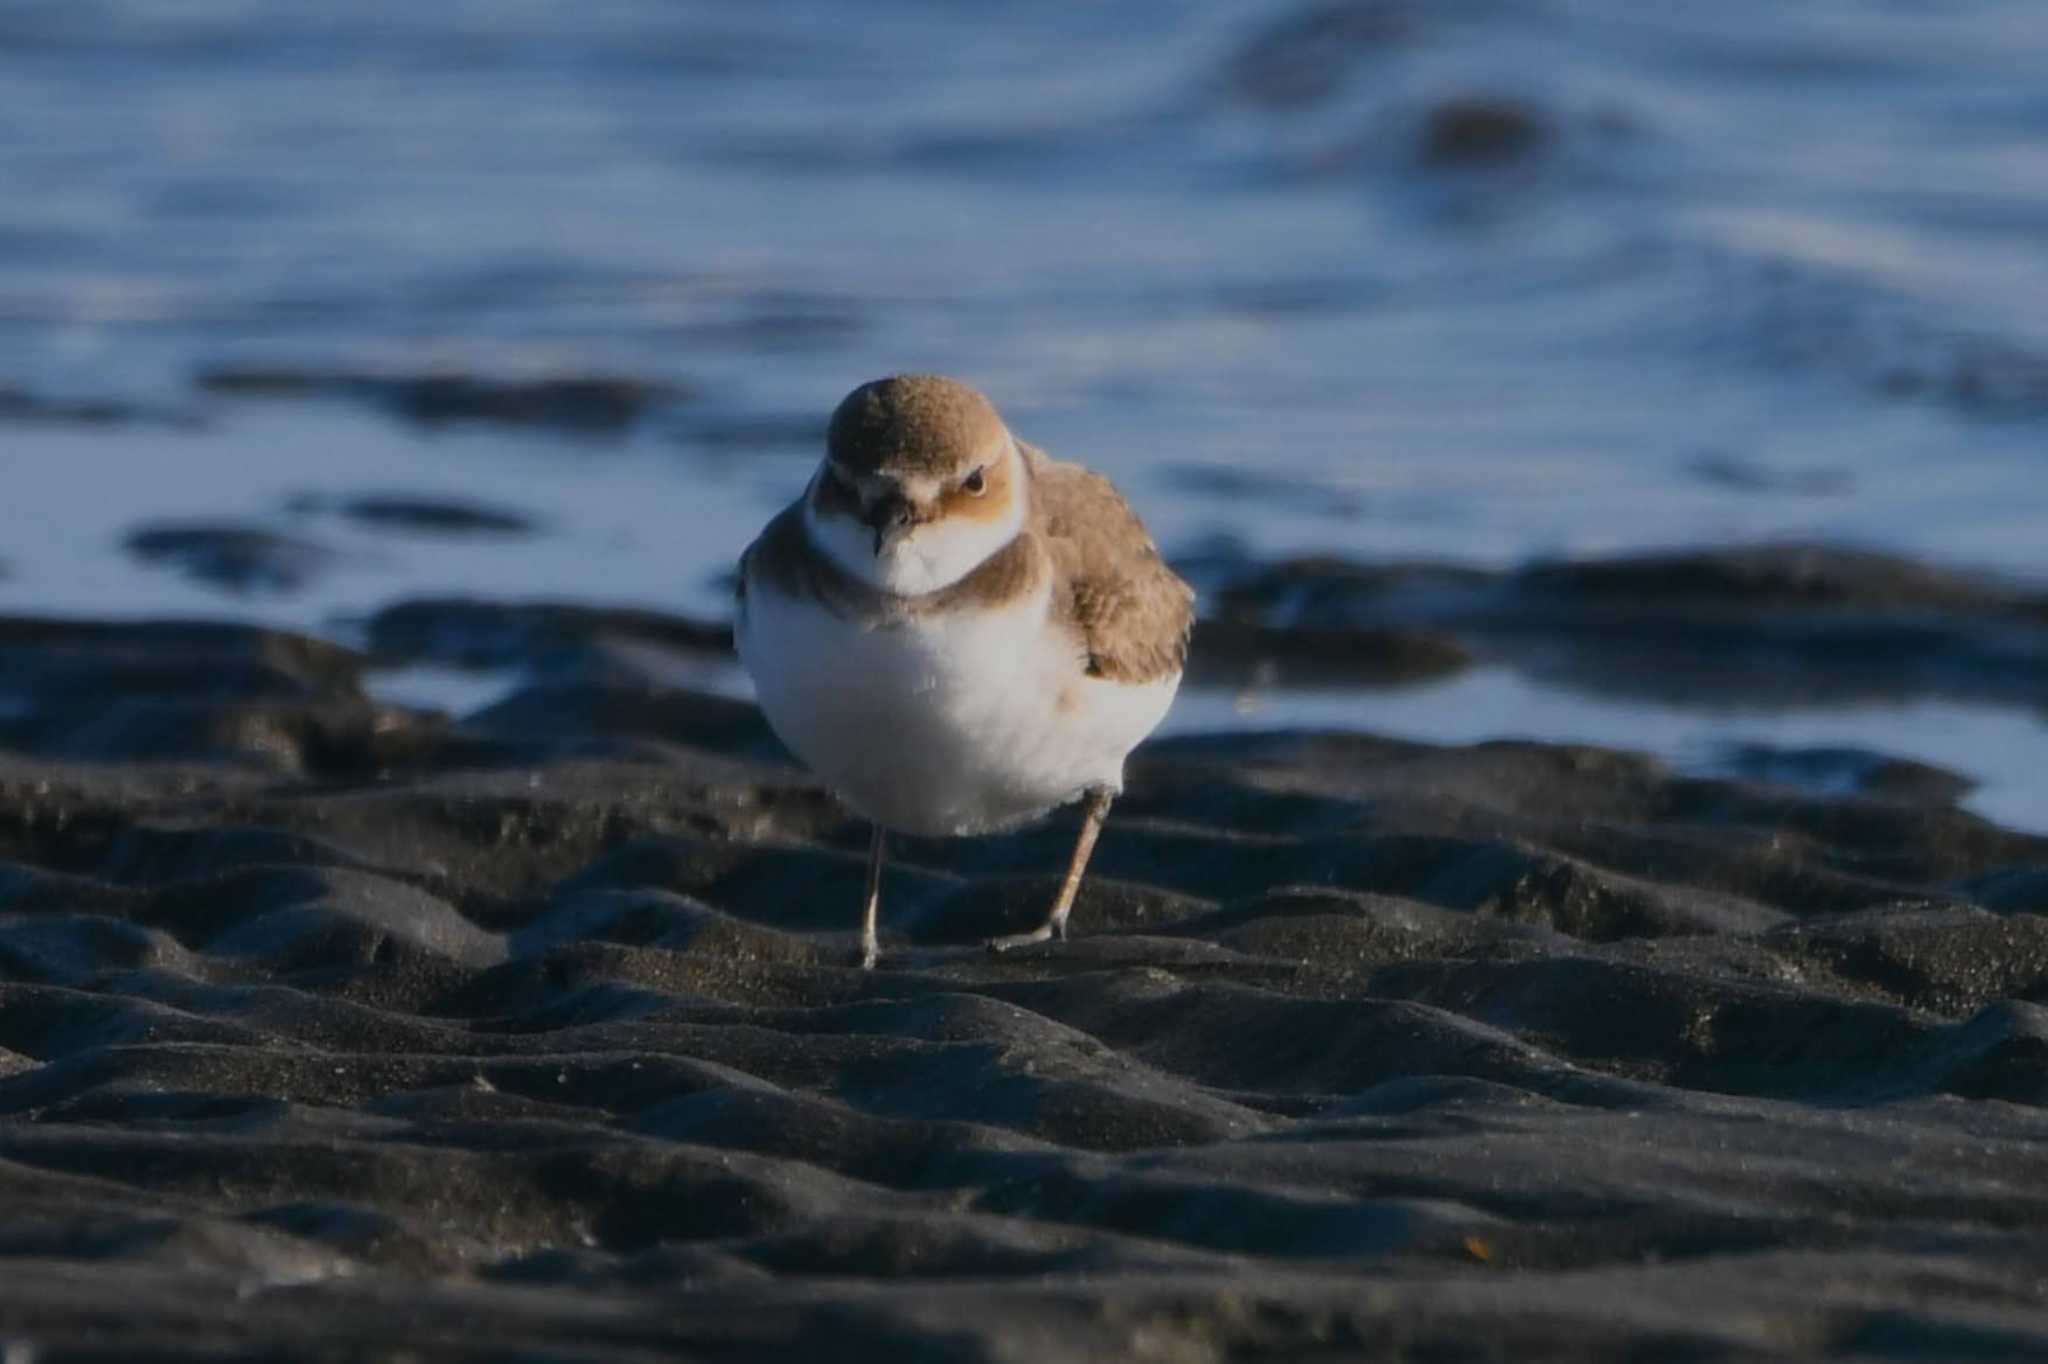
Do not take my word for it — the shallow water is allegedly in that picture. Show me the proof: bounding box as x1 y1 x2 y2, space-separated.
3 1 2046 823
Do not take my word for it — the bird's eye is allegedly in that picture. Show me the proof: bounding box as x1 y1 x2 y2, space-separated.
962 467 988 496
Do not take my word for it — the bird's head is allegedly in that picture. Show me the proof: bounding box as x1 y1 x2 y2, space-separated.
803 373 1027 596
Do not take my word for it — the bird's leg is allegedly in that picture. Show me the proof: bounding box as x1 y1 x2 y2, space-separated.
987 787 1114 954
859 823 885 970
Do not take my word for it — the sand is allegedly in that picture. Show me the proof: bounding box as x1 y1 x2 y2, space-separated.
0 598 2045 1360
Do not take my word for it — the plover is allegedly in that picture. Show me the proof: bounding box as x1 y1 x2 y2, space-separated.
735 374 1193 968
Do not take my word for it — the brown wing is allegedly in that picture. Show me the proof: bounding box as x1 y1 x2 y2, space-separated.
1026 444 1194 684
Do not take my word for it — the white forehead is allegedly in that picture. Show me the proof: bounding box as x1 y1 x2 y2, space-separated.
863 472 942 502
834 438 1016 502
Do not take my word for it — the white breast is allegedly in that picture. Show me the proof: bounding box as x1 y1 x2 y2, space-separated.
737 571 1178 837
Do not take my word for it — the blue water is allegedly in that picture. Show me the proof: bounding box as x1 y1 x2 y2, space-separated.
3 2 2046 826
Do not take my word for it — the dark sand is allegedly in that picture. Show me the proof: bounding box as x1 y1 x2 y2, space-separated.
2 592 2047 1361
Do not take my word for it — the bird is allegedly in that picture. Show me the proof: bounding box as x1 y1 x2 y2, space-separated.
735 374 1193 968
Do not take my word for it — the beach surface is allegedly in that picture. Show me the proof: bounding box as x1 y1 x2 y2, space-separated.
1 608 2045 1360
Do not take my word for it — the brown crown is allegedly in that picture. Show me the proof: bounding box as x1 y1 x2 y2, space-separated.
826 374 1008 478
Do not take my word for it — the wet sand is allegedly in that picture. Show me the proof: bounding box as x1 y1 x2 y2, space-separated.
1 606 2045 1360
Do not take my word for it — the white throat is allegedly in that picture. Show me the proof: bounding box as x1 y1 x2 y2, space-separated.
802 448 1028 598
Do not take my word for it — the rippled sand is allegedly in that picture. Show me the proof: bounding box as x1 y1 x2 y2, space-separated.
1 612 2044 1358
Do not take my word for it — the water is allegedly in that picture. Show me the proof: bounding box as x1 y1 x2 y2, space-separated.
2 2 2046 826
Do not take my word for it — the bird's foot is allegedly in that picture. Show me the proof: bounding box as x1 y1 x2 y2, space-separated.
984 919 1065 955
857 937 879 970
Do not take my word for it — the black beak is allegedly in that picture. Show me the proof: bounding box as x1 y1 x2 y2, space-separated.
864 493 914 554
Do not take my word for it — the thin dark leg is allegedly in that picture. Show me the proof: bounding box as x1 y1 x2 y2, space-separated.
987 787 1114 954
859 823 885 969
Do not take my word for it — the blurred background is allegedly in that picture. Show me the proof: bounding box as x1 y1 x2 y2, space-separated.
2 1 2045 825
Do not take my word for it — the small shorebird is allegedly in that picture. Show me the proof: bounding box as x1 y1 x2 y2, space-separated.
736 374 1193 968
